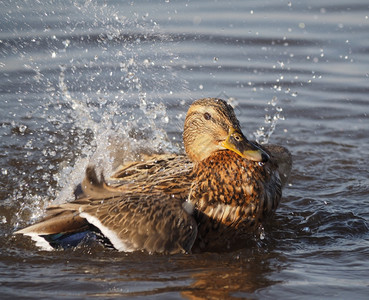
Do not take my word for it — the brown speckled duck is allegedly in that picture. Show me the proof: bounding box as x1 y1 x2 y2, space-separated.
15 98 292 254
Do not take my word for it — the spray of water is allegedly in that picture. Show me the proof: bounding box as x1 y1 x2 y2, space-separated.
253 96 285 145
8 1 189 226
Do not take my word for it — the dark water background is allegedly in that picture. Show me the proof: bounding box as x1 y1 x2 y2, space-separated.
1 0 369 299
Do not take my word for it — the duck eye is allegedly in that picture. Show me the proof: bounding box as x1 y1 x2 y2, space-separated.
234 133 242 141
203 112 211 120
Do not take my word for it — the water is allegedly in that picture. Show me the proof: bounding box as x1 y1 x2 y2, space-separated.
1 0 368 298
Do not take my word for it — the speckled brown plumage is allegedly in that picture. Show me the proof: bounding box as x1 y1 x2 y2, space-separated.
15 98 292 254
189 149 281 251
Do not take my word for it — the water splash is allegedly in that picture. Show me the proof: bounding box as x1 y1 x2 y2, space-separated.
7 1 189 221
254 96 285 144
51 32 182 204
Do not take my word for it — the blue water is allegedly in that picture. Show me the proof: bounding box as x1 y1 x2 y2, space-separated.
1 0 369 299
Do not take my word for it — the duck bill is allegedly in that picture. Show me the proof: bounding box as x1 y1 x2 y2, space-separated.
221 127 269 162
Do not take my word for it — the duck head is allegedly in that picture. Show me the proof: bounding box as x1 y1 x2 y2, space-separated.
183 98 269 163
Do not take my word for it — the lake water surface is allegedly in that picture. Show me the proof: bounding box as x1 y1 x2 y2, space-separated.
1 0 369 299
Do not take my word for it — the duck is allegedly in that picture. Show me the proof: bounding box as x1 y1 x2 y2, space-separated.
15 98 292 254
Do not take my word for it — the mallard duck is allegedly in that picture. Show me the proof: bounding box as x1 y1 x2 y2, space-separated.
15 98 292 254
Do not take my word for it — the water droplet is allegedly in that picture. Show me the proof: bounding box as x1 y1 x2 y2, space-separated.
162 116 169 124
19 124 27 133
62 39 70 48
302 227 311 233
270 96 277 106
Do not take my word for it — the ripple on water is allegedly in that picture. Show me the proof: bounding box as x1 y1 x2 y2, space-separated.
1 0 369 299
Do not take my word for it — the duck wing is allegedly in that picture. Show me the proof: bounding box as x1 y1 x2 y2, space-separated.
16 166 198 254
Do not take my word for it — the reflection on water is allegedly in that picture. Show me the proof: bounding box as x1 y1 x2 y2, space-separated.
180 251 280 299
1 0 369 299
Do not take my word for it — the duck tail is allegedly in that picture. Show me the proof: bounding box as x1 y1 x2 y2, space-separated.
14 209 90 250
14 166 121 250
